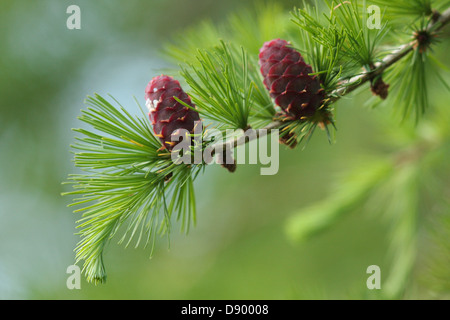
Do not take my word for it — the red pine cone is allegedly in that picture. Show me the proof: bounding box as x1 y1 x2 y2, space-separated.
259 39 325 120
145 75 201 151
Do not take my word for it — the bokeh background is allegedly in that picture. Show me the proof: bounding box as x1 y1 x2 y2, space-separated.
0 0 449 299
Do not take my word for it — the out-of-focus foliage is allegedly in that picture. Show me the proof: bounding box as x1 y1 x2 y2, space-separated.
287 100 450 298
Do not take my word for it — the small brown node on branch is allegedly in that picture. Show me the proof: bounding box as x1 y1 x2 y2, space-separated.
367 63 390 100
221 161 237 173
431 10 441 23
370 76 390 100
413 29 436 54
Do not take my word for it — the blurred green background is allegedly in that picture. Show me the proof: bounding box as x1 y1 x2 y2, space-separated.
0 0 449 299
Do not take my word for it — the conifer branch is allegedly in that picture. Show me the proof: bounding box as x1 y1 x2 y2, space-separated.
213 6 450 158
65 2 450 284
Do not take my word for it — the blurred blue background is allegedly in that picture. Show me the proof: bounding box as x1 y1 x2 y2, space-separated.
0 0 449 299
